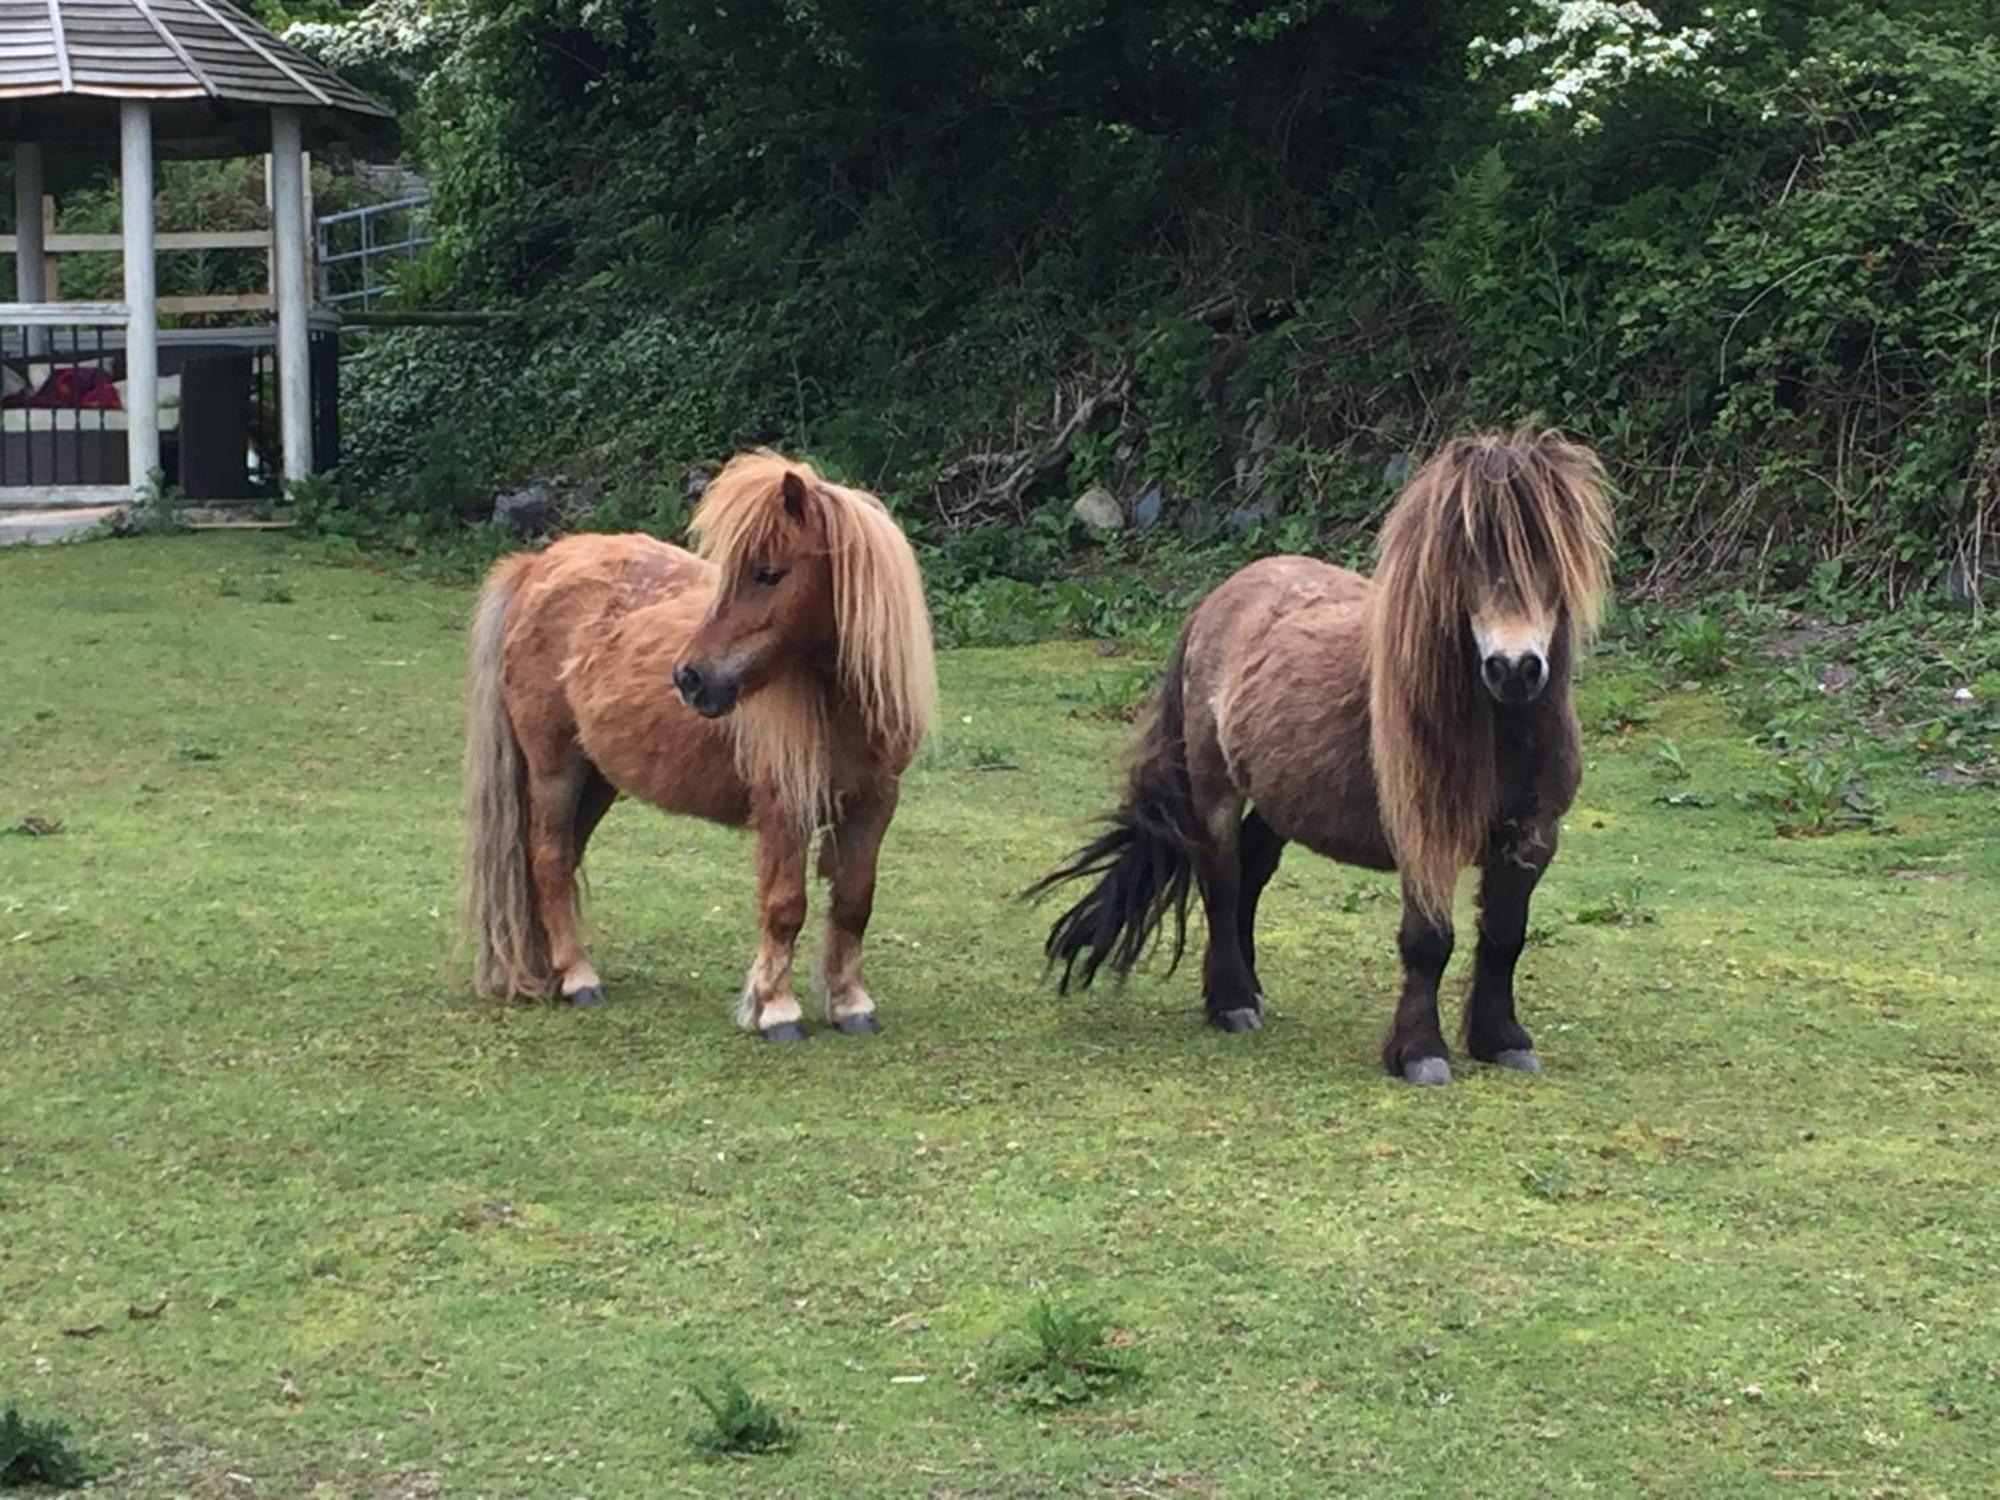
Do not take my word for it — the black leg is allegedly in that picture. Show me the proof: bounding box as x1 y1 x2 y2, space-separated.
574 767 618 852
1384 884 1453 1084
1196 842 1263 1033
1236 811 1284 997
1465 826 1553 1071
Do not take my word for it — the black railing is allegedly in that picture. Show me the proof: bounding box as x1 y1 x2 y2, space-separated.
0 320 125 492
1 312 342 501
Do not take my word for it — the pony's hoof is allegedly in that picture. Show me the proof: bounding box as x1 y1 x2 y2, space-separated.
1492 1048 1542 1074
566 986 606 1008
833 1014 881 1036
1214 1006 1263 1033
1402 1056 1453 1087
761 1022 808 1043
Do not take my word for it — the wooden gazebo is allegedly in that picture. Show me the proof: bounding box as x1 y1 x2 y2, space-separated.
0 0 393 504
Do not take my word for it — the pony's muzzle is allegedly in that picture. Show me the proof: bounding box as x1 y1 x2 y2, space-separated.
673 661 740 718
1481 650 1547 704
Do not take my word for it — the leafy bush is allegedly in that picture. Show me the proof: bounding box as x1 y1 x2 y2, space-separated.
306 1 2000 599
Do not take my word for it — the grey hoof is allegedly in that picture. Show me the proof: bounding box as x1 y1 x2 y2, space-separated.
1402 1056 1453 1087
1214 1006 1263 1033
566 986 606 1009
833 1013 881 1036
761 1021 808 1043
1492 1048 1542 1074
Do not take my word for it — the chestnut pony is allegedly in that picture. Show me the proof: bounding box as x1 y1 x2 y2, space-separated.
1032 429 1612 1085
460 451 936 1040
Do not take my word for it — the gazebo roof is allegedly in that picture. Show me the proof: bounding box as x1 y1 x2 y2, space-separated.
0 0 395 160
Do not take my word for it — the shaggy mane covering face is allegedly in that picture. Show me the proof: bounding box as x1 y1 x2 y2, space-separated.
1367 429 1613 920
1032 424 1614 1086
690 450 937 828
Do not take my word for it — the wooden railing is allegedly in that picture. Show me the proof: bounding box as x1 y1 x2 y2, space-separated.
1 160 314 317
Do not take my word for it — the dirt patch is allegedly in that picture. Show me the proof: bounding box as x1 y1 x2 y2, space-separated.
1757 617 1862 665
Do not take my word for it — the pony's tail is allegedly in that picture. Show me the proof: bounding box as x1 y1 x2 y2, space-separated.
459 554 550 1000
1027 638 1203 991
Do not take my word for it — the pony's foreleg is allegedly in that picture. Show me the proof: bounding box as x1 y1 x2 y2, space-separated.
526 763 605 1007
816 787 897 1036
740 814 810 1042
1463 821 1555 1073
1385 880 1454 1085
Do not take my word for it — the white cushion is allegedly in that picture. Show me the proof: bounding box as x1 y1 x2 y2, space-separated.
111 375 181 409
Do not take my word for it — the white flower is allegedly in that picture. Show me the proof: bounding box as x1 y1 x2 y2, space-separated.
1469 0 1734 133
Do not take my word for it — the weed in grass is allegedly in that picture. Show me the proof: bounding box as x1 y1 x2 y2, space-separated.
1658 612 1732 679
1753 754 1883 836
1059 666 1156 722
1906 716 1978 763
123 471 188 538
0 1405 89 1489
1580 678 1658 735
1652 791 1716 809
1331 885 1386 915
171 736 227 763
1653 738 1690 781
1574 880 1658 927
922 736 1021 772
253 578 296 605
992 1300 1143 1410
687 1373 798 1457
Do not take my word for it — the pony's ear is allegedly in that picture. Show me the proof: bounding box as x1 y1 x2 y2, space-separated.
781 470 811 521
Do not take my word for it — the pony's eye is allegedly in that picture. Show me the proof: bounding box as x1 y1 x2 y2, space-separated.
754 566 788 587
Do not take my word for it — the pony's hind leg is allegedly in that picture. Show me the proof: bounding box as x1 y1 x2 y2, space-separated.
1385 881 1454 1085
816 787 897 1036
1191 800 1264 1033
525 758 608 1006
1235 810 1285 1000
1463 822 1554 1073
740 812 810 1042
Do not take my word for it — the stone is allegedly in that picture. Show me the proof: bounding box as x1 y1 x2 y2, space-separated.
492 483 557 534
1071 485 1124 532
1224 500 1271 537
1383 452 1414 487
1130 485 1164 530
1233 411 1280 498
682 465 712 500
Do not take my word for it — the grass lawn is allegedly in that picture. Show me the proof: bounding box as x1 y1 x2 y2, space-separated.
3 534 1996 1498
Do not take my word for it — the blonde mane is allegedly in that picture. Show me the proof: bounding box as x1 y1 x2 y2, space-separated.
690 450 938 826
1366 428 1614 920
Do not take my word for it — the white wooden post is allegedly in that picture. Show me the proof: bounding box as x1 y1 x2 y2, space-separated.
12 144 47 357
271 108 312 484
13 144 46 300
120 101 160 492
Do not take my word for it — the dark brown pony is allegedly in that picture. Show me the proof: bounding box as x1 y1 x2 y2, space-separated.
1032 429 1613 1084
461 451 936 1039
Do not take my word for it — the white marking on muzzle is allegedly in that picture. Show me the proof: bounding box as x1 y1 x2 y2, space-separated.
1471 615 1550 666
